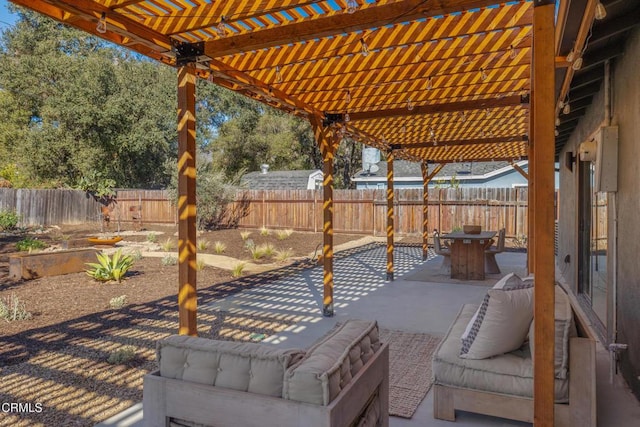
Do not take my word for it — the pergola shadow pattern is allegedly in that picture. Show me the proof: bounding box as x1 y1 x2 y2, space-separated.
0 243 429 426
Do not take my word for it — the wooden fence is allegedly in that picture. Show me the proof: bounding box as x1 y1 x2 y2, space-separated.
0 189 103 226
233 188 530 239
0 188 544 241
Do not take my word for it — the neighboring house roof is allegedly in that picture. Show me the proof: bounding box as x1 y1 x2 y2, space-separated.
241 169 323 190
352 160 527 183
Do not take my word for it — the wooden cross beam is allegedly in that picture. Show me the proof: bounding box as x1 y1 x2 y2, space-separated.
390 135 528 150
204 0 512 58
510 160 529 180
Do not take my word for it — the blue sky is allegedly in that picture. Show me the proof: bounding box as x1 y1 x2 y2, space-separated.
0 0 17 28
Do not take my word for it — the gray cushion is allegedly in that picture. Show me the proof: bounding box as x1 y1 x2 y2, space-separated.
434 304 569 402
528 284 577 379
157 335 305 397
283 319 380 405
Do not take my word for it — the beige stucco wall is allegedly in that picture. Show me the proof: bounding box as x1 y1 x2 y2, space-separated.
558 25 640 399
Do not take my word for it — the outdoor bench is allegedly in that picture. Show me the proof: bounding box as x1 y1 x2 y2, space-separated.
432 276 596 426
143 319 389 427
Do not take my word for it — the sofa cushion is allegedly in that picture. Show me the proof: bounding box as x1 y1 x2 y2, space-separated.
460 278 533 359
528 284 577 379
434 304 569 402
157 335 305 397
283 319 380 405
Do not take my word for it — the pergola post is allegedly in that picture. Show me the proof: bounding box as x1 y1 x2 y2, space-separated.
386 151 394 281
420 162 445 260
532 1 556 425
421 161 430 260
177 65 197 336
312 117 339 317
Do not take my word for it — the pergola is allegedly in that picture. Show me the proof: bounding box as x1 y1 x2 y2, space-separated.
10 0 601 424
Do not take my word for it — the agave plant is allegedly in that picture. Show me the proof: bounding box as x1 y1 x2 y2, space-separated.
86 250 135 283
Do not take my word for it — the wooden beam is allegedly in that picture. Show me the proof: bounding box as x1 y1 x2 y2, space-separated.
204 0 512 58
532 2 556 425
177 66 198 336
510 161 529 180
386 151 395 281
349 96 528 122
312 117 339 317
390 135 528 150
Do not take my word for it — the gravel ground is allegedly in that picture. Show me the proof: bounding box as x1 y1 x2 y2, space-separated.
0 225 370 426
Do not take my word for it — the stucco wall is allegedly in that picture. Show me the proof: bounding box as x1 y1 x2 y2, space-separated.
558 25 640 399
611 26 640 399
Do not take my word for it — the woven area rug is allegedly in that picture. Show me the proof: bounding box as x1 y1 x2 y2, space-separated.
379 329 442 418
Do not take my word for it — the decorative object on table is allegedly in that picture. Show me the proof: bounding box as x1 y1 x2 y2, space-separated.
463 224 482 234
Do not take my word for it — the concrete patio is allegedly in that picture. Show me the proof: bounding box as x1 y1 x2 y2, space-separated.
97 245 640 427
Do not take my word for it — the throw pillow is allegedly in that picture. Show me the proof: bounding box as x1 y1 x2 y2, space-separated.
460 272 526 342
460 282 534 359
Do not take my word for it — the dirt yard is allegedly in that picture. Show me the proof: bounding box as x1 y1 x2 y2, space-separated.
0 223 376 426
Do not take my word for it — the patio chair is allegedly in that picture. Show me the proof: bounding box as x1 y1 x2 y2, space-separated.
433 231 451 274
485 228 506 274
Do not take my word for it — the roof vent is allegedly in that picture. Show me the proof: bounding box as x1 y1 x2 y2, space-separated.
260 164 269 174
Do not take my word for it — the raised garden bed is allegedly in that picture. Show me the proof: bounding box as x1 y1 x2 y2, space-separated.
9 248 99 280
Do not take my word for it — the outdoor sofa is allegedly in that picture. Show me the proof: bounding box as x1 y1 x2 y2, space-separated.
143 319 389 427
432 274 596 426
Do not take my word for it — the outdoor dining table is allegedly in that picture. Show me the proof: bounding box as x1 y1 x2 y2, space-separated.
441 231 496 280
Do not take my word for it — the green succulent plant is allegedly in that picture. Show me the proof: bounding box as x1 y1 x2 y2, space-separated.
86 250 135 283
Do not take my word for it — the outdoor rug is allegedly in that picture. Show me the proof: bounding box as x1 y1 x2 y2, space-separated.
379 329 442 419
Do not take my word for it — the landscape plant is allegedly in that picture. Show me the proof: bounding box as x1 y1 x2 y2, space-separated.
0 294 31 322
15 237 47 252
109 295 128 309
260 243 275 257
250 245 267 260
107 346 137 365
260 227 270 236
274 248 294 263
276 229 294 240
195 259 206 271
231 262 246 278
240 231 251 240
0 210 20 231
213 241 226 254
197 239 209 250
162 255 177 266
86 250 135 283
146 232 157 243
161 238 174 251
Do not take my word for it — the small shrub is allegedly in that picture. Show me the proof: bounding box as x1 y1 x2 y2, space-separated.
162 255 178 266
274 248 294 262
195 259 206 271
231 262 246 278
107 346 136 365
130 250 143 261
86 250 135 283
250 245 266 260
260 227 270 236
161 238 174 251
243 238 255 250
0 210 20 231
0 294 31 322
260 243 275 257
213 241 226 254
146 232 157 243
15 237 47 252
240 231 251 240
109 295 128 309
276 229 294 240
197 239 209 251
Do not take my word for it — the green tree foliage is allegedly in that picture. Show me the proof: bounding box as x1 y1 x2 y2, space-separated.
0 8 176 188
0 6 363 191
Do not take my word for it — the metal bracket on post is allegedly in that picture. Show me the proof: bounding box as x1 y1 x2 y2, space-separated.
172 41 209 66
323 113 344 128
521 93 530 105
